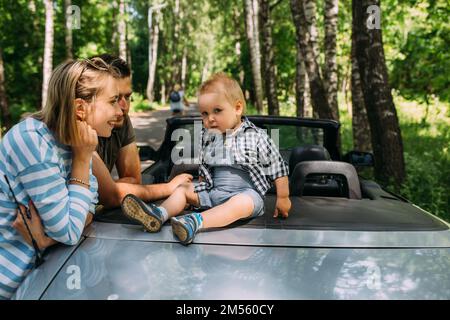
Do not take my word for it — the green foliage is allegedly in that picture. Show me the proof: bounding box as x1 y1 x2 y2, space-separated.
385 0 450 102
130 93 154 113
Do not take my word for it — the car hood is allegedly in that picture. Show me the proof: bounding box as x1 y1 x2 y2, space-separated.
17 222 450 300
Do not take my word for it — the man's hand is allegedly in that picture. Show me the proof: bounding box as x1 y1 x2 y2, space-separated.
168 173 193 193
12 201 52 250
274 196 291 219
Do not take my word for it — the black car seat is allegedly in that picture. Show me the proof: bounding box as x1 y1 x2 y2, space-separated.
288 145 361 199
288 145 331 173
290 160 362 199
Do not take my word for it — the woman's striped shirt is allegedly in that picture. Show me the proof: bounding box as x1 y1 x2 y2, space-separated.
0 118 98 299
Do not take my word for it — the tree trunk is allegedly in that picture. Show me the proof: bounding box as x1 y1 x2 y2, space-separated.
290 0 334 120
42 0 54 109
353 0 405 187
201 59 209 83
295 40 306 118
170 0 181 85
118 0 127 61
0 47 12 134
259 0 279 115
303 0 320 61
244 0 264 113
65 0 73 59
181 47 187 89
323 0 339 121
351 36 372 152
146 9 161 102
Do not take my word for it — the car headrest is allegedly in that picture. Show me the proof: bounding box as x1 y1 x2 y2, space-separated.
290 161 362 199
289 145 331 173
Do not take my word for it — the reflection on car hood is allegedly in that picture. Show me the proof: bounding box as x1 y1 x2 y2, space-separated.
20 222 449 300
39 236 450 300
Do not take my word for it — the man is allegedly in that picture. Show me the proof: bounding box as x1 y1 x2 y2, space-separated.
91 54 191 208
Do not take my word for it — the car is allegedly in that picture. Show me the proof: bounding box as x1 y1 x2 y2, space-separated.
13 115 450 300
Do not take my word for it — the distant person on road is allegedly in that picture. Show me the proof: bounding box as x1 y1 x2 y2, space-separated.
121 72 291 245
169 84 189 116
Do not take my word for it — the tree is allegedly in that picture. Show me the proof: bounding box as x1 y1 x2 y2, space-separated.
351 35 371 152
244 0 264 113
118 0 127 61
65 0 73 59
42 0 54 109
323 0 339 121
259 0 279 115
353 0 405 186
290 0 334 120
146 4 166 102
294 40 306 117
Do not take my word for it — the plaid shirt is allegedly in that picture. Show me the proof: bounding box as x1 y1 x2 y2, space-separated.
195 117 289 196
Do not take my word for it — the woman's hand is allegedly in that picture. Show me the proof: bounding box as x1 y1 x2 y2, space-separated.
12 201 54 250
71 120 98 159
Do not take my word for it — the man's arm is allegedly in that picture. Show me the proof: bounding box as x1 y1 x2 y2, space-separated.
115 142 141 184
92 152 192 208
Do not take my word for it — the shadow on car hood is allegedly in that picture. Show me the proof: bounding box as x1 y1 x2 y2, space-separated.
85 222 450 248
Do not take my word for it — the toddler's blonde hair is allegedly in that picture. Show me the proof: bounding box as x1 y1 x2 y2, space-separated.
198 72 246 113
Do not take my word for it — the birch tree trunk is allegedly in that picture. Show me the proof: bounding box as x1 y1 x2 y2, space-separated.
244 0 264 113
259 0 279 115
171 0 181 85
0 47 12 134
290 0 334 120
353 0 405 186
118 0 127 61
323 0 339 121
181 47 187 89
146 10 160 102
42 0 54 109
303 0 320 61
65 0 73 59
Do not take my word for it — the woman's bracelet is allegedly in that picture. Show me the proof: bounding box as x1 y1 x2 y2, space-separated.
69 177 90 188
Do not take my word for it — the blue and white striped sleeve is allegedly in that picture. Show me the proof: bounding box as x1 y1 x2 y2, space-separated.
17 162 95 245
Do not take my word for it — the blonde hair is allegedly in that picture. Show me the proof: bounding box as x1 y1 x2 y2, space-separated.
198 72 246 113
34 58 120 145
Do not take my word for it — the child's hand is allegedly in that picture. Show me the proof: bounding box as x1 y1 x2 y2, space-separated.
274 196 291 219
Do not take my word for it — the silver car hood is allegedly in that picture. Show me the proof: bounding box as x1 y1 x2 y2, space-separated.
15 222 450 300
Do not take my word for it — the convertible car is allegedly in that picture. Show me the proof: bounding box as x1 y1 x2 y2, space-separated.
13 116 450 300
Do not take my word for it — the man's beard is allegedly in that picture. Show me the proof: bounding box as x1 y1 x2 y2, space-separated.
114 116 125 128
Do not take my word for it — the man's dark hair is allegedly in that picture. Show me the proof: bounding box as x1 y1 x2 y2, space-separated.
89 54 131 78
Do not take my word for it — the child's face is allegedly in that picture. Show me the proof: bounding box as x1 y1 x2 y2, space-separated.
198 92 243 133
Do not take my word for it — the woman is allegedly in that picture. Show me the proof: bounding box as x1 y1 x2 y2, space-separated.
0 58 123 299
